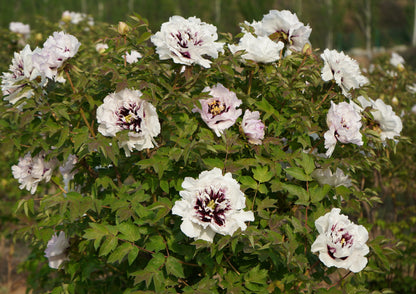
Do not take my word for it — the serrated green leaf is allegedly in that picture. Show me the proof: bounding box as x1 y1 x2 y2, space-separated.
310 184 331 203
253 166 274 183
128 246 139 265
117 222 141 242
285 167 312 181
165 256 185 278
300 152 315 175
239 175 258 190
107 242 132 264
282 183 309 205
145 235 165 252
99 236 118 256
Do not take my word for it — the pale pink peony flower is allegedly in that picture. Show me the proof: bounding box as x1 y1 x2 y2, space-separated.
33 31 81 81
241 110 265 144
228 33 284 63
193 83 242 137
321 49 368 97
96 88 161 156
246 9 311 52
11 151 57 194
324 101 363 157
311 208 369 273
172 168 254 242
124 50 142 64
151 16 224 68
44 231 70 269
357 96 402 142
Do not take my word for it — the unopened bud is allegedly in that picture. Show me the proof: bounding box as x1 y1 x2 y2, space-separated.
392 97 399 106
61 12 72 23
118 21 130 35
35 33 43 41
397 63 405 72
302 42 312 55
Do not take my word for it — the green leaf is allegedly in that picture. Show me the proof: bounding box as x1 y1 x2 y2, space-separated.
253 166 274 183
99 236 118 257
285 167 312 181
145 253 165 271
165 256 185 278
117 222 141 242
310 184 331 203
127 246 139 265
282 183 309 206
299 152 315 175
160 180 170 193
145 235 165 253
202 157 224 170
239 175 258 190
107 242 132 264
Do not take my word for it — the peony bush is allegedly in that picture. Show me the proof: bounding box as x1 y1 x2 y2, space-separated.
0 9 415 293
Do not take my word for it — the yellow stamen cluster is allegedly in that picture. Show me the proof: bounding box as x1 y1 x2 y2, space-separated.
208 100 226 116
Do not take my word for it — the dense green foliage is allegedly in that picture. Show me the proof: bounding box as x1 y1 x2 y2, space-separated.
0 11 415 294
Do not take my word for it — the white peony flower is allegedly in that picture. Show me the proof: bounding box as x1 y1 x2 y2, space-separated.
11 152 57 194
228 32 284 63
390 52 404 69
44 231 70 269
59 154 78 192
324 101 363 157
1 45 46 104
9 22 30 38
151 16 224 68
246 9 311 52
62 11 94 26
33 31 81 81
241 109 265 145
95 43 108 54
357 96 402 141
407 83 416 94
311 167 352 188
172 168 254 242
124 50 142 64
193 83 242 137
96 88 161 156
311 208 369 273
321 49 368 97
412 104 416 114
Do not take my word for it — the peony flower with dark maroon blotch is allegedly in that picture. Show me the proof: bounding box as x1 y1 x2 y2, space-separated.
96 88 160 156
151 16 224 68
171 168 254 242
193 83 242 137
311 208 369 273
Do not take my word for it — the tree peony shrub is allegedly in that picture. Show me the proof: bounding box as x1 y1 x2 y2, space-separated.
0 10 414 294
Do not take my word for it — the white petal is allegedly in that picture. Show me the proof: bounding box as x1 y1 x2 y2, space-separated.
180 219 201 239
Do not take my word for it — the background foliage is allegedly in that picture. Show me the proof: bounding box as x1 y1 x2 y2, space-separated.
0 6 415 294
1 0 416 52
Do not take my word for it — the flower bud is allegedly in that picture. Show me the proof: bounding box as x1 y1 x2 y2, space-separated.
35 33 43 41
302 42 312 55
61 12 72 23
392 97 399 106
118 21 130 35
397 63 405 72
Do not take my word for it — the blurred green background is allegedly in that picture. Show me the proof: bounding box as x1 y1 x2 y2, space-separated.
1 0 416 52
